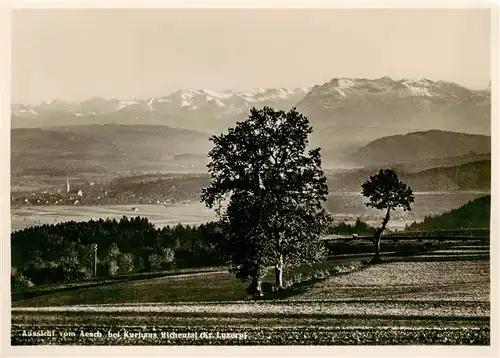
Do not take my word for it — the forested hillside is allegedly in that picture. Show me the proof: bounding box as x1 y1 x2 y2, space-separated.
406 195 490 231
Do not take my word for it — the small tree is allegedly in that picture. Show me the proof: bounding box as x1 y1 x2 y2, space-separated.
119 253 135 273
106 243 121 276
202 106 331 296
361 169 414 263
160 247 175 270
107 260 119 276
148 253 160 271
107 243 121 260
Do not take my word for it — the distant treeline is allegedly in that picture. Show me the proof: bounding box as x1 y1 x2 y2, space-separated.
406 195 491 232
11 217 224 289
107 174 210 203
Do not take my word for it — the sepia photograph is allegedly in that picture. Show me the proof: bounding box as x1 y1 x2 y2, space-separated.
3 2 497 352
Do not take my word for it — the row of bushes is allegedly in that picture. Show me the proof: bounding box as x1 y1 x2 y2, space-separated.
324 238 439 257
327 218 377 236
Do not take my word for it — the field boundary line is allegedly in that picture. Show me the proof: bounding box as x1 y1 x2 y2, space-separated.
12 297 492 308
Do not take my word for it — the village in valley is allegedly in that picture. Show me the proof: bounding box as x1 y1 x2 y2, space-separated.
12 177 109 206
10 175 198 207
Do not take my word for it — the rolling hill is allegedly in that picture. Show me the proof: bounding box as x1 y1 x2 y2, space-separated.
326 160 491 193
389 153 491 173
11 124 212 177
349 130 491 167
404 160 490 192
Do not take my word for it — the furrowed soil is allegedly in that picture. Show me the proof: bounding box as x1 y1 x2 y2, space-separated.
292 260 490 301
11 241 490 345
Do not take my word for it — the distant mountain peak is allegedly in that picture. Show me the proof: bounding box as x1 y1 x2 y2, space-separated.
316 76 478 94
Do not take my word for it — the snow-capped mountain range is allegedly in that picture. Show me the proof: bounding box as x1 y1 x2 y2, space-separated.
11 88 311 131
300 77 490 103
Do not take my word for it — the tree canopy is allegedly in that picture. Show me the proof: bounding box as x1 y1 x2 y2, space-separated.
201 106 331 294
362 169 414 212
361 169 414 262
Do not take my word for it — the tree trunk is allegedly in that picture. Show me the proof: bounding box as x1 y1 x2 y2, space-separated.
372 206 391 263
248 268 263 298
373 230 382 263
275 254 284 290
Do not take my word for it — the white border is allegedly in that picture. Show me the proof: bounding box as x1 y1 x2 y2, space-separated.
1 1 499 358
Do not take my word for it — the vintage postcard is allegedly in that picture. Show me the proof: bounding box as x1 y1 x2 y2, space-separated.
2 1 498 356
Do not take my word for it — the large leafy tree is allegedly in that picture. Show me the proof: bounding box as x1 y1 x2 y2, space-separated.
361 169 414 263
202 106 331 296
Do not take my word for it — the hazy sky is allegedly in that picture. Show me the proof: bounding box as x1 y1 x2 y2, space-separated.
12 8 491 104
